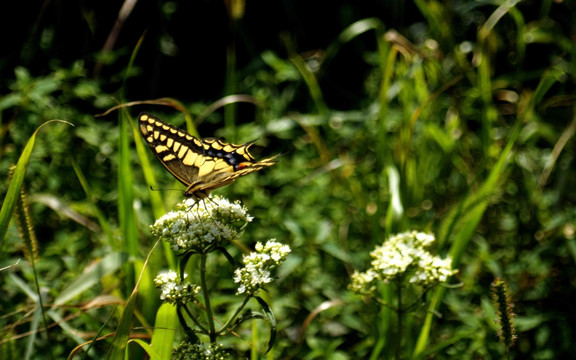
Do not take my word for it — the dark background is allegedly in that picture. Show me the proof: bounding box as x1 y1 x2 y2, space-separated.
3 1 429 104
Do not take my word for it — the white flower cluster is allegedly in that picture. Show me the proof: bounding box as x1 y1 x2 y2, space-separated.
154 270 201 305
350 231 457 295
349 269 379 295
150 196 252 253
234 239 291 295
172 341 229 360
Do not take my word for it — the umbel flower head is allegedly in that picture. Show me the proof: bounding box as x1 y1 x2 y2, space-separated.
234 239 291 295
150 196 253 253
154 270 201 305
349 231 457 295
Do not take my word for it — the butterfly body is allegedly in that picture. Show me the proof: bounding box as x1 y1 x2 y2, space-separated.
138 112 277 200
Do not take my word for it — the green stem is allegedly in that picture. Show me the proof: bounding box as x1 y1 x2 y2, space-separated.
217 296 251 334
177 305 198 341
200 253 216 342
182 304 208 334
370 284 392 360
396 282 403 360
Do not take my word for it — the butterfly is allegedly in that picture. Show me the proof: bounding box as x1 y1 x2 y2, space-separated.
138 112 278 201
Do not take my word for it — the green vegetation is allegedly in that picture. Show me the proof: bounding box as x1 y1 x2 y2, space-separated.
1 1 575 359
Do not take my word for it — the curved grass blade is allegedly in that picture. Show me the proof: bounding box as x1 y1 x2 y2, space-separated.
0 120 73 248
129 339 161 360
324 17 384 65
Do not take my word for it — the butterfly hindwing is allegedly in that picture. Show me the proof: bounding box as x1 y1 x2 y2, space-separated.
138 112 277 200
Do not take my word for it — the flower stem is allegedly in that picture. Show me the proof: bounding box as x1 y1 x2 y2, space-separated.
396 281 403 359
183 304 208 334
217 296 250 334
177 305 199 341
200 253 216 342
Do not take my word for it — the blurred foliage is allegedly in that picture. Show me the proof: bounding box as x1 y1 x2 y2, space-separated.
1 0 576 359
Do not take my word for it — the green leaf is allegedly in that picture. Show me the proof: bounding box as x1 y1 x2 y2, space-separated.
254 296 277 354
130 339 162 360
150 303 178 360
217 246 236 266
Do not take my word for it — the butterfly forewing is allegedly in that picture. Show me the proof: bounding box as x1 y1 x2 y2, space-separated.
138 112 278 200
139 113 203 186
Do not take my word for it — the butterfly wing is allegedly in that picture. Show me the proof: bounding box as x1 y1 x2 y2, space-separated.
139 112 204 188
138 112 278 199
185 139 279 196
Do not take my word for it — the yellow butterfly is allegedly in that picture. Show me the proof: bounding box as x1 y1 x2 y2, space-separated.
139 112 278 201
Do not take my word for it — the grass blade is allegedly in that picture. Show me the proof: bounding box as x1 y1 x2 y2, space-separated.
412 60 563 359
53 252 128 306
106 239 161 359
0 120 72 248
71 158 116 248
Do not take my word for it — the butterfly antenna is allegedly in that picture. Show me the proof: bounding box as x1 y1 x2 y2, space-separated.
149 185 187 194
